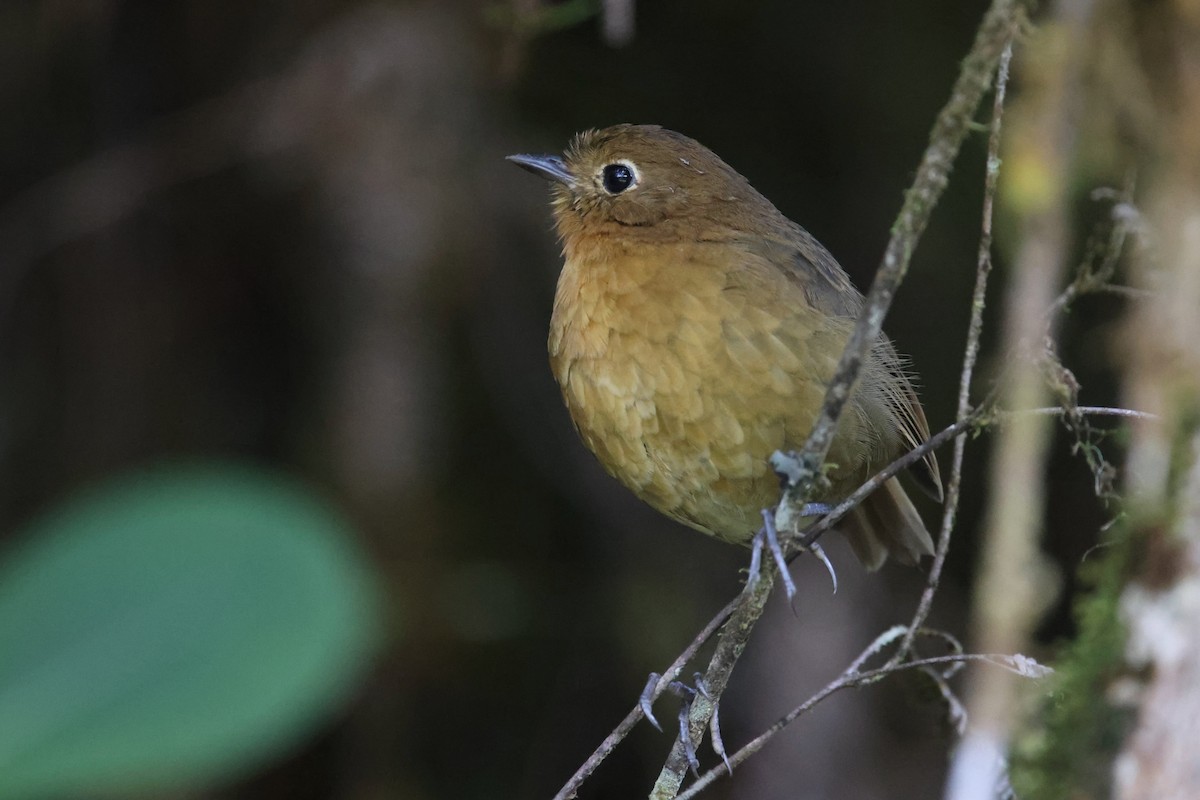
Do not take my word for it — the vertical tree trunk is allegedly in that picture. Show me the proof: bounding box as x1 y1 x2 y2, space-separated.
1117 2 1200 796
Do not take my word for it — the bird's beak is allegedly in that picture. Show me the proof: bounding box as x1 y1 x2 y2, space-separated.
506 153 576 186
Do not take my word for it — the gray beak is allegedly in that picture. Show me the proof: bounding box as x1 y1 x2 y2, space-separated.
506 153 575 186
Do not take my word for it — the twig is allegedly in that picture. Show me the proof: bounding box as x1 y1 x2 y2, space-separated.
649 567 776 799
1044 183 1141 503
796 414 986 549
1021 405 1155 421
552 597 739 800
675 649 1051 799
648 3 1031 795
891 40 1015 667
1046 178 1137 321
796 405 1152 550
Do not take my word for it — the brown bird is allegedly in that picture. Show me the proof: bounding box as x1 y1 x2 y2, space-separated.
509 125 941 569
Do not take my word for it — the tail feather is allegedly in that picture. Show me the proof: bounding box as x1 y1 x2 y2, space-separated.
840 478 934 571
842 507 889 571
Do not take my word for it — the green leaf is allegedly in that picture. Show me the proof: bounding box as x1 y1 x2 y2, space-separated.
0 463 382 798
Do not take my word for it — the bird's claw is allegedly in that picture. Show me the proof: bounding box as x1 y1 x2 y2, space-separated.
792 502 838 593
808 540 838 594
641 672 729 777
758 509 796 600
640 672 664 731
653 677 701 774
756 504 839 600
695 676 732 774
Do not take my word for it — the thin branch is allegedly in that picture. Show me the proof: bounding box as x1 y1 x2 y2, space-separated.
794 404 1149 553
892 40 1014 666
796 414 987 550
552 597 739 800
1021 405 1156 421
649 566 776 799
676 650 1051 799
1046 177 1137 321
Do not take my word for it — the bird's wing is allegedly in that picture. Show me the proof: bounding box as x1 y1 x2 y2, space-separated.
785 228 862 316
734 227 944 502
732 226 860 316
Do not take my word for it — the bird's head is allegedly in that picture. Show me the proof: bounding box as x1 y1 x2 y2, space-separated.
508 124 781 246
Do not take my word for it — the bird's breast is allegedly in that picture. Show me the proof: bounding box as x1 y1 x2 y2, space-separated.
547 243 844 542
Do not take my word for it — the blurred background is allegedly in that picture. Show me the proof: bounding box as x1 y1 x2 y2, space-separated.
0 1 1127 798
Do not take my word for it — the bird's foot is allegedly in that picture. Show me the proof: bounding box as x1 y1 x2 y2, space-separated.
639 672 731 776
750 507 838 599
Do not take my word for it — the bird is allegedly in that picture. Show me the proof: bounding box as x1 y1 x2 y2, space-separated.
508 124 942 570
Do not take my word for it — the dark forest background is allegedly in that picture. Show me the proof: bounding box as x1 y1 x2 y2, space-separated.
0 2 1124 798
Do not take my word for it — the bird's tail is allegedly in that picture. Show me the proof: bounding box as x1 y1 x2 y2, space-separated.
841 478 935 571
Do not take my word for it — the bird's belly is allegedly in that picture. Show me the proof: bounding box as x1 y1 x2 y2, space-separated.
551 313 834 544
559 359 779 542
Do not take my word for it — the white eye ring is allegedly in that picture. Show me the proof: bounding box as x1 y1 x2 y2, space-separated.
599 160 639 194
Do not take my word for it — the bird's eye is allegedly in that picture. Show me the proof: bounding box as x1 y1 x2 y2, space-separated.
602 162 636 194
